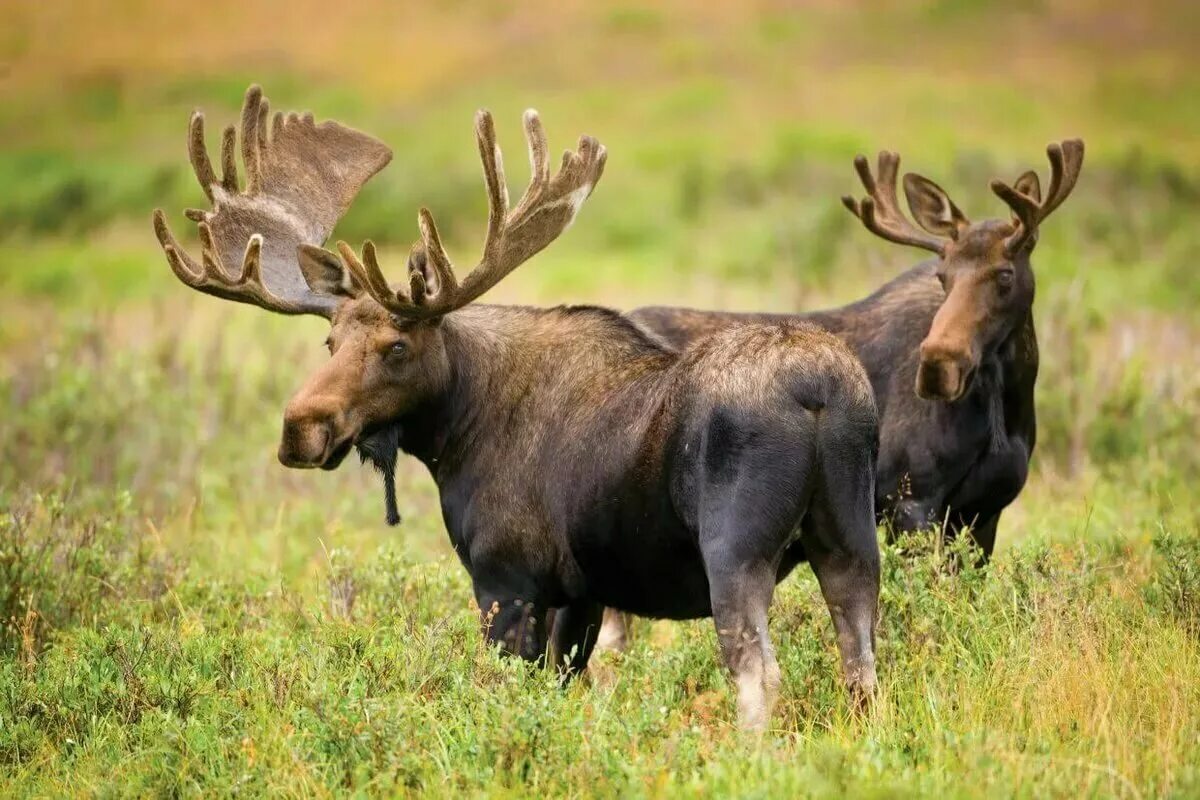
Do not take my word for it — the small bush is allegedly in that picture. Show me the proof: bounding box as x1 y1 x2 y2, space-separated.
0 491 178 659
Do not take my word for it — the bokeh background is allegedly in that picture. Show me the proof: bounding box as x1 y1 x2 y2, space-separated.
2 1 1199 795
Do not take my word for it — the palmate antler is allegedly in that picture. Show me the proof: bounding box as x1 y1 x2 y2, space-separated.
320 109 607 320
990 139 1085 257
153 85 393 318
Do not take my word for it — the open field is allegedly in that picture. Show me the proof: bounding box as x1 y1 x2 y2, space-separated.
2 1 1199 796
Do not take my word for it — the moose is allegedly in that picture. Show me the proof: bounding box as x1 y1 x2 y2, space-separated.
594 144 1082 651
634 142 1084 555
152 86 882 730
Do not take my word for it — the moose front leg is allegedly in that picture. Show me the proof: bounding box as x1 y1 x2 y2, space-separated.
474 583 549 664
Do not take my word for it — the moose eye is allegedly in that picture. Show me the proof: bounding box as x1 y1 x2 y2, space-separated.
389 341 408 357
995 269 1015 290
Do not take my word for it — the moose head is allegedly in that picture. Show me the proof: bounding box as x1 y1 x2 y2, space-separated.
842 140 1084 402
153 86 605 471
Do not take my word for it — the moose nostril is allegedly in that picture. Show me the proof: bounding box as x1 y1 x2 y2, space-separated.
279 416 331 467
916 357 968 402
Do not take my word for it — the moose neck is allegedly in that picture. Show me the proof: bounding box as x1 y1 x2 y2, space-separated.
390 304 674 477
995 303 1038 434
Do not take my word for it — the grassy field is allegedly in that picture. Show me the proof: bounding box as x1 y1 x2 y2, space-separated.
2 1 1199 796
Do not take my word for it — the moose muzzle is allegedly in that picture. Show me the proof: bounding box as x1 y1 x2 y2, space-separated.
278 398 355 470
915 340 975 402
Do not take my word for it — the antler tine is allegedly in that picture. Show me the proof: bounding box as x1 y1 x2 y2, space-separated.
339 109 605 322
995 138 1085 256
241 86 261 192
416 208 460 299
843 151 946 254
509 109 552 219
153 209 293 309
153 209 206 286
1039 138 1084 220
219 124 238 193
474 110 510 265
336 240 389 301
990 179 1040 252
188 112 218 203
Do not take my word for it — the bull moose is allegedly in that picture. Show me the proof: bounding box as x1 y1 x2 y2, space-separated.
152 86 882 730
595 144 1082 651
634 142 1084 555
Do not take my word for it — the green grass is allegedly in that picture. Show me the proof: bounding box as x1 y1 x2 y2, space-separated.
2 487 1198 796
2 0 1200 796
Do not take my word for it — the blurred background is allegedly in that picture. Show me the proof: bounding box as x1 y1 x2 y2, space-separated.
2 0 1198 569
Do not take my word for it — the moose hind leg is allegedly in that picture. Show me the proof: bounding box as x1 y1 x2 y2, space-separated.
548 601 605 679
693 413 816 730
702 551 781 732
595 607 631 653
804 506 880 708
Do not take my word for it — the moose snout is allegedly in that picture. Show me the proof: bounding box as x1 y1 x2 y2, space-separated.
278 396 350 469
916 341 975 403
278 417 329 468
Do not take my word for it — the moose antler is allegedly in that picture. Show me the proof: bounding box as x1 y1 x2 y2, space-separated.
153 85 393 317
842 151 948 255
990 139 1085 257
325 110 607 320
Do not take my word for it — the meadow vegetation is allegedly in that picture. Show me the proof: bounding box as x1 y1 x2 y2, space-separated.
1 1 1198 795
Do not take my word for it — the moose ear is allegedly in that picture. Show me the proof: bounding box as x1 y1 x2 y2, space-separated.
1012 170 1042 203
405 240 442 297
903 173 970 240
298 245 361 298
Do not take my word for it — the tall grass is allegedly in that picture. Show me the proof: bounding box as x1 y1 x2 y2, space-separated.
2 489 1197 796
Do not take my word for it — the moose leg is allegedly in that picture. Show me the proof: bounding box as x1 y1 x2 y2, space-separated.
595 608 631 652
808 546 879 708
963 513 1000 564
700 542 781 731
475 584 549 664
803 501 880 708
548 601 605 679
